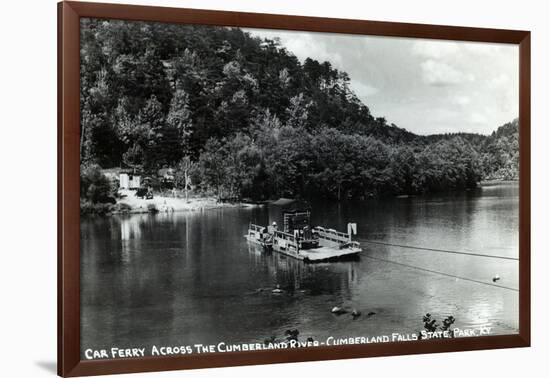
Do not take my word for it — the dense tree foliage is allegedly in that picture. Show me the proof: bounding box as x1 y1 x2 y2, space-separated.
422 119 519 182
80 19 519 202
80 164 118 214
480 119 519 180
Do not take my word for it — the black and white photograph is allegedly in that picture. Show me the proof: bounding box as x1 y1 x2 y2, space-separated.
79 18 520 360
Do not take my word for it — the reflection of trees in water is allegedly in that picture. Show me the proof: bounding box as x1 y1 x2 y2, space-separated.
119 215 143 241
81 213 203 353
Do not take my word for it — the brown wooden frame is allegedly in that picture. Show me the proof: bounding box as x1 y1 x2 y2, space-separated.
58 1 531 376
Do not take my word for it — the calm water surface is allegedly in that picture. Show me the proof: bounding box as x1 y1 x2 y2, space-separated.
81 182 519 354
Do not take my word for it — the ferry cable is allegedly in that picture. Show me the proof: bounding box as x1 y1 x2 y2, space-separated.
363 254 519 292
359 240 518 261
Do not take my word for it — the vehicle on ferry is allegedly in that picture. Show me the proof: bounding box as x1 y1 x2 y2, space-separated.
245 208 361 262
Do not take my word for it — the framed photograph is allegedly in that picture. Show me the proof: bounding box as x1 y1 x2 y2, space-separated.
58 1 530 376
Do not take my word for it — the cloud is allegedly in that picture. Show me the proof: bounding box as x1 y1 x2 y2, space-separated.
350 81 379 98
463 43 503 55
248 29 344 67
452 95 471 106
412 40 460 59
420 59 474 86
490 73 510 87
470 112 489 125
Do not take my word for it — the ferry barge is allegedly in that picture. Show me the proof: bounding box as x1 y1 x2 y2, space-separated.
245 209 361 262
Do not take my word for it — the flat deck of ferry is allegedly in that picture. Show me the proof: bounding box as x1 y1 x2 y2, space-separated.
282 246 361 261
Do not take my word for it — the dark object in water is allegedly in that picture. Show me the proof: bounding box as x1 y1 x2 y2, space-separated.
367 311 376 317
421 313 456 335
285 329 300 341
264 335 277 345
351 309 361 319
442 315 456 331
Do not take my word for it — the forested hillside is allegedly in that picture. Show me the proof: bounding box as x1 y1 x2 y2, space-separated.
480 119 519 180
80 19 519 202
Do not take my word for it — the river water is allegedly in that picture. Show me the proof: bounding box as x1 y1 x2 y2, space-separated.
80 182 519 355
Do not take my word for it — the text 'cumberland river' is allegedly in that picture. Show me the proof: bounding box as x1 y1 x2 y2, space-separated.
80 182 519 355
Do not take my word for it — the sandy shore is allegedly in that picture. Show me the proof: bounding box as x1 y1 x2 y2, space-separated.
114 189 242 214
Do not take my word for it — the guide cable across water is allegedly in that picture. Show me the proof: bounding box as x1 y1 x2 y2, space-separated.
362 254 519 292
359 239 518 261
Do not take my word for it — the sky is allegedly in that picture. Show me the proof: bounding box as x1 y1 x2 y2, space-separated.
245 28 519 136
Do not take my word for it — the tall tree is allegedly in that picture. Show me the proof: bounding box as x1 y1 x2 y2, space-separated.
175 156 198 201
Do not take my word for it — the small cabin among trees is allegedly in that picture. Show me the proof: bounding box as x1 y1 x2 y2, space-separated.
119 173 141 190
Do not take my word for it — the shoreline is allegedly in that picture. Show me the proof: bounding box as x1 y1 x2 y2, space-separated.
84 180 518 216
111 189 246 215
480 179 519 185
